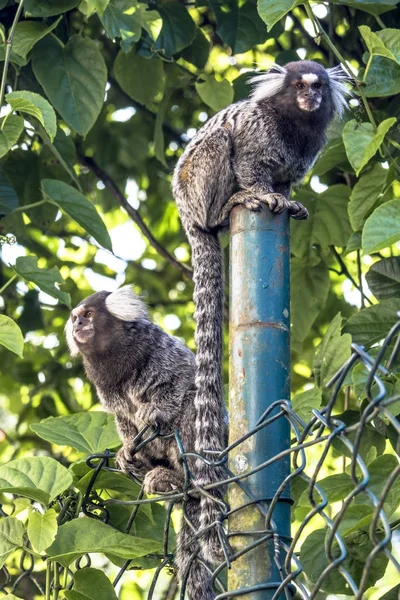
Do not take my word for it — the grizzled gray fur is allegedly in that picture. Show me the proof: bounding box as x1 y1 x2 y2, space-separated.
172 60 349 563
65 286 224 600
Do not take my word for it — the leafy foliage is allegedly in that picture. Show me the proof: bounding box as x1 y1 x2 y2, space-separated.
0 0 400 597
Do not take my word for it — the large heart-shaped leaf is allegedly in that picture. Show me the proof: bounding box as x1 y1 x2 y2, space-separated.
366 257 400 300
195 75 234 112
27 509 58 553
348 162 387 231
155 1 196 56
343 298 400 346
24 0 79 17
31 411 120 454
257 0 298 31
0 456 73 505
114 48 165 108
41 179 112 251
32 35 107 136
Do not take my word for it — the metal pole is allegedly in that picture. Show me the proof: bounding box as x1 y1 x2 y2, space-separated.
228 205 291 599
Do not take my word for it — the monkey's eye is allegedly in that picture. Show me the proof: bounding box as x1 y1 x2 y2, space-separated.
296 82 305 90
312 82 322 89
84 310 93 318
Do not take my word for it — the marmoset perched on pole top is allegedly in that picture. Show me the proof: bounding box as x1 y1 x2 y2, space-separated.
172 58 352 560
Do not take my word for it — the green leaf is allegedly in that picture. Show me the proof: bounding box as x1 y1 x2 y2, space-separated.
41 179 112 251
14 256 71 307
335 504 374 536
114 48 165 108
0 456 73 505
100 0 161 50
6 90 57 142
155 1 197 56
343 118 396 176
2 595 24 600
64 567 118 600
313 139 350 176
0 169 18 214
32 35 107 136
24 0 79 17
348 162 387 231
154 94 169 167
362 199 400 255
0 315 24 358
47 518 161 567
0 115 24 159
257 0 298 31
343 298 400 346
195 75 234 112
298 473 353 506
363 56 400 97
100 0 141 52
314 313 352 393
329 0 399 16
366 257 400 300
358 454 400 516
291 261 330 349
291 388 322 423
30 411 121 454
0 518 25 568
291 186 352 266
359 26 400 64
345 230 362 254
180 28 209 69
27 509 58 553
80 0 111 17
12 18 62 60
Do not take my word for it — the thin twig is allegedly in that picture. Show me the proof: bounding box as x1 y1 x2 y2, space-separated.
330 246 372 305
356 250 365 308
0 0 24 111
80 155 193 280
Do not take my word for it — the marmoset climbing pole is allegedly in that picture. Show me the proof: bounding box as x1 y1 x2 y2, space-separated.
228 205 291 599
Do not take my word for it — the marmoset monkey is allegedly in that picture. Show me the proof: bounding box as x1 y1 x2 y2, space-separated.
172 60 350 559
65 286 226 600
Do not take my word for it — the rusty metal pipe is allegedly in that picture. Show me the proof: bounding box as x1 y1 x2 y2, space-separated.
227 205 291 599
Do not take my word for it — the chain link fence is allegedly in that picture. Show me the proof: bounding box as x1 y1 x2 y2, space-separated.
1 318 400 599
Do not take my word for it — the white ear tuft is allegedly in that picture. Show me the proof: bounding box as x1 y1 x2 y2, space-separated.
327 65 352 117
249 64 287 103
105 285 148 322
65 318 80 357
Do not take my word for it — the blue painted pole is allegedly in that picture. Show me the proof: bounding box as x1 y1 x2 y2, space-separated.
228 205 291 599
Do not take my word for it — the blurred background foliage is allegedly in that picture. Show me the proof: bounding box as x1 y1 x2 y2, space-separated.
0 0 400 598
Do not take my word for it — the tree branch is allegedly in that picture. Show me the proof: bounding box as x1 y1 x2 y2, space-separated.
330 246 372 305
80 155 193 280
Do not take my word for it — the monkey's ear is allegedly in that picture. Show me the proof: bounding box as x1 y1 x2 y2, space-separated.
65 318 80 357
105 285 149 322
249 64 287 102
326 65 353 117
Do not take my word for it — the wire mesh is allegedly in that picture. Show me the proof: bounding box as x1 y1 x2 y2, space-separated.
1 317 400 599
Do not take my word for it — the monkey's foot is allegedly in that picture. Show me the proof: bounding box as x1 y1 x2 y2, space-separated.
287 200 309 220
116 447 147 478
143 467 183 495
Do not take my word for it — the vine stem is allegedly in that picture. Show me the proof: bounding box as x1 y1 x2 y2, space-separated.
0 0 24 111
14 199 47 212
0 273 17 295
303 1 377 129
46 561 51 600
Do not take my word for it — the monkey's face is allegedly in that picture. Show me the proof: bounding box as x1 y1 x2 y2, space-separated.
70 304 96 345
293 76 323 112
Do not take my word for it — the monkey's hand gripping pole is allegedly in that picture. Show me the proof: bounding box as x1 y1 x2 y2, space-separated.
227 205 292 600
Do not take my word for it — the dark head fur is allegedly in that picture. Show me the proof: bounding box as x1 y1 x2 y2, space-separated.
250 59 350 119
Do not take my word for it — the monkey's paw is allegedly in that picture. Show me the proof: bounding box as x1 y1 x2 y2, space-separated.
262 193 292 214
288 201 309 220
116 447 147 478
143 468 182 494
